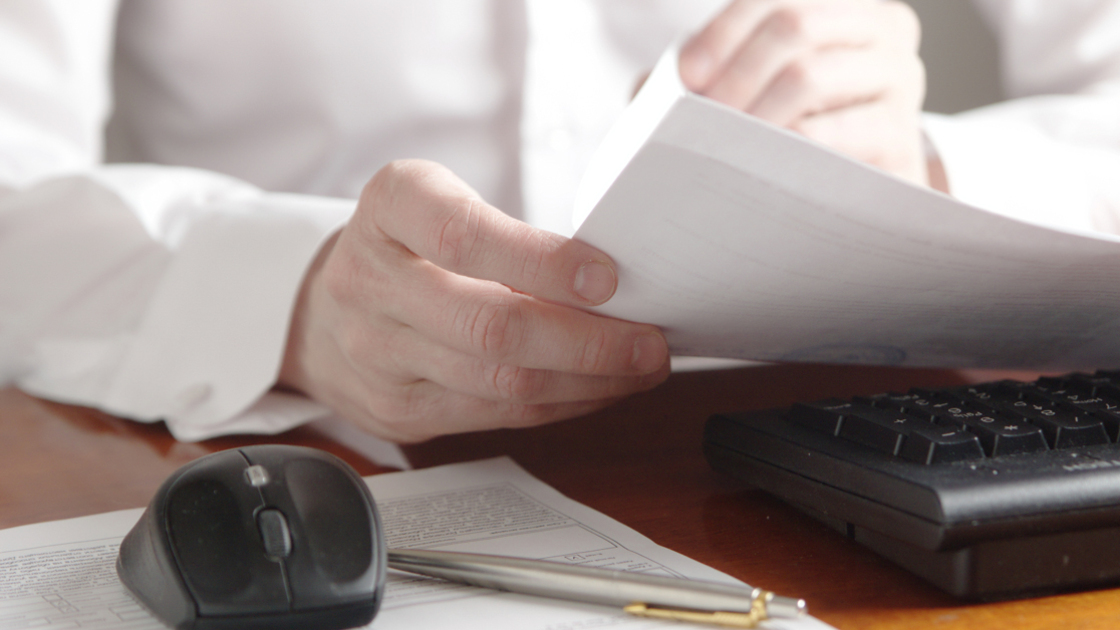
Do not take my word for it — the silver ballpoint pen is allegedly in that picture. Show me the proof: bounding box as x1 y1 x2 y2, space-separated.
388 549 806 628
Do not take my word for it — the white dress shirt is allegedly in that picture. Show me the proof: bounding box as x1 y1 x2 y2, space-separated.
922 0 1120 233
1 0 1118 441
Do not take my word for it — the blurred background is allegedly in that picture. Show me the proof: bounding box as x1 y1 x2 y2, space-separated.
904 0 1002 113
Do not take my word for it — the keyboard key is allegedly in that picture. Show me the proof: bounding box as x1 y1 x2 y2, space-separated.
899 424 985 464
1042 391 1120 442
850 394 882 407
894 393 946 421
788 399 850 436
956 381 1027 404
1063 373 1120 401
957 414 1048 457
912 391 1049 456
837 405 922 456
962 390 1110 449
959 380 1033 402
906 391 993 425
869 392 927 412
1093 369 1120 384
994 398 1107 448
1033 375 1071 393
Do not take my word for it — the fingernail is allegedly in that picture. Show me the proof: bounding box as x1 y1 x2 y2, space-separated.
632 332 667 373
574 261 616 304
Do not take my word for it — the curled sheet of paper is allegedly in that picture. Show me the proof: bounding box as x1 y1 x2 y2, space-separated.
573 45 1120 370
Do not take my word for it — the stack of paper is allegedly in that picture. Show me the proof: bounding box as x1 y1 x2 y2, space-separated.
573 46 1120 371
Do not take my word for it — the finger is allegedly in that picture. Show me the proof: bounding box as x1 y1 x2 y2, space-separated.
324 228 668 376
747 47 896 127
380 324 671 404
680 0 779 90
371 260 668 374
793 100 926 182
703 4 889 111
362 159 618 307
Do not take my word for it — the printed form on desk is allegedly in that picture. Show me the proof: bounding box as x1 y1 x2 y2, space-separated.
573 44 1120 372
0 457 832 630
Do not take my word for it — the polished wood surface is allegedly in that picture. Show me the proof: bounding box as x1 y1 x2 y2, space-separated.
4 364 1120 629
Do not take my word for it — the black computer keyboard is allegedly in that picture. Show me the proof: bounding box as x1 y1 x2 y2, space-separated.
703 370 1120 600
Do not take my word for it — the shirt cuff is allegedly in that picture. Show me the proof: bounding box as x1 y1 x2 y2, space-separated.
100 191 353 441
168 390 333 442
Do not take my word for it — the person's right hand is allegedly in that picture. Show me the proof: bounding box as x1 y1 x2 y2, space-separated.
679 0 928 186
278 160 670 443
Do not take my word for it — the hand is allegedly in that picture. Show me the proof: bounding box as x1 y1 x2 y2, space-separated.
279 160 670 443
679 0 928 186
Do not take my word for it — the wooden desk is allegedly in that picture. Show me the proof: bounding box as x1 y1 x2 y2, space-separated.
3 364 1119 629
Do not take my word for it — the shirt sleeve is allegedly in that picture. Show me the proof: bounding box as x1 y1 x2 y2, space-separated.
0 1 353 441
921 0 1120 234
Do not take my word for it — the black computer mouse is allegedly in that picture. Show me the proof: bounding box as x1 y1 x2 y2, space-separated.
116 445 386 630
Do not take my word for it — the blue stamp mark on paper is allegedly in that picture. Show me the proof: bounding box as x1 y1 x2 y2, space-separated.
780 343 907 365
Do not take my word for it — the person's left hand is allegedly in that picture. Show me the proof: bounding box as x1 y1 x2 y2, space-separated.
679 0 928 186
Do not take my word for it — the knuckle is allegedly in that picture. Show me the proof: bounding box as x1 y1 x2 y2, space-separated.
766 6 811 42
358 159 426 240
362 158 459 238
464 297 523 359
487 363 545 402
362 159 416 211
782 58 816 92
575 325 613 374
430 196 484 270
358 166 389 210
517 229 553 290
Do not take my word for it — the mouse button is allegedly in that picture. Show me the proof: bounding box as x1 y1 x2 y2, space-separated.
165 476 289 617
256 508 293 559
116 504 196 630
281 458 383 610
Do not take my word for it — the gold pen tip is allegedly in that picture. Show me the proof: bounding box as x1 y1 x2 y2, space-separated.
622 591 806 629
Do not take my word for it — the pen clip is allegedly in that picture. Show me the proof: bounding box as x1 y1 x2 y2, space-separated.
623 592 769 628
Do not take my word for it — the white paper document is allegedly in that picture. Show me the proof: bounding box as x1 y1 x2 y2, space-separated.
573 46 1120 371
0 457 832 630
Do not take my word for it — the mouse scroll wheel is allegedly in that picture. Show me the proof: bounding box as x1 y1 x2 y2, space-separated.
257 509 293 560
244 464 270 487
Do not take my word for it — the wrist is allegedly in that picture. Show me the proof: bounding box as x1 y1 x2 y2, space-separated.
278 231 339 396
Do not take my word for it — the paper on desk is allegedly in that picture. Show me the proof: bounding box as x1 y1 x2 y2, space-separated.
0 457 832 630
573 45 1120 371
